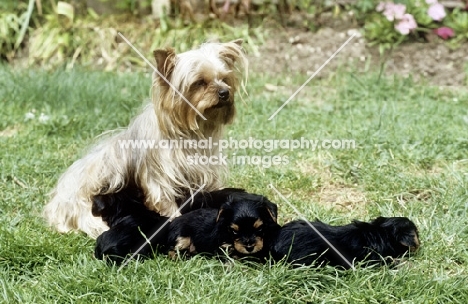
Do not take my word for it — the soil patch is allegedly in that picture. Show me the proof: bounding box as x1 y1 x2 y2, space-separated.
248 25 468 86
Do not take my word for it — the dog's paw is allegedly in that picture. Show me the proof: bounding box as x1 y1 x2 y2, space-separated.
95 245 126 265
168 236 197 260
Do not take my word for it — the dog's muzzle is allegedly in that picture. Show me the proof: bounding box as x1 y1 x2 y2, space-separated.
218 88 229 101
210 88 232 109
244 245 255 252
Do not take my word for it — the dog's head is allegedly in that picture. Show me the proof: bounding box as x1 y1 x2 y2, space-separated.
372 217 420 253
152 39 248 136
216 193 278 255
91 185 146 227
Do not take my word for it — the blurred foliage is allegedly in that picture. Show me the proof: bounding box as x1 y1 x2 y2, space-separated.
0 0 269 68
1 0 467 67
27 14 267 70
0 1 29 60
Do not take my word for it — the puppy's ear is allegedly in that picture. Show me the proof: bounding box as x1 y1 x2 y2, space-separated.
395 219 420 251
91 195 108 217
399 231 420 251
153 48 176 80
216 195 234 222
216 208 224 223
372 217 387 225
263 198 278 223
376 217 421 251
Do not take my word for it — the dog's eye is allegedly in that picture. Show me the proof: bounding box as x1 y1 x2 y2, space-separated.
257 226 263 233
194 79 206 87
230 228 238 235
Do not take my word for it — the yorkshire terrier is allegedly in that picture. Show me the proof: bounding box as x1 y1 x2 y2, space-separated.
92 185 170 264
168 190 280 260
270 217 420 268
43 40 248 238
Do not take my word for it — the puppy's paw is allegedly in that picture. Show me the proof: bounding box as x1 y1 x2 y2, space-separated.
168 236 197 260
94 244 126 265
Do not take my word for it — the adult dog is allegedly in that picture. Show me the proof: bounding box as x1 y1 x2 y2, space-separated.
44 40 248 238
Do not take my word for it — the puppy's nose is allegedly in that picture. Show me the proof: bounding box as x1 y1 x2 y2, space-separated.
218 88 229 101
245 245 255 252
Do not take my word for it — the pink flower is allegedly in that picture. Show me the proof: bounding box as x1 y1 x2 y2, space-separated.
425 0 437 4
428 3 446 21
376 2 388 12
433 27 455 39
394 13 417 35
222 0 231 13
382 3 406 21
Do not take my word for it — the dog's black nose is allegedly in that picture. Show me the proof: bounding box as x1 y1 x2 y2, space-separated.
218 88 229 101
245 245 255 252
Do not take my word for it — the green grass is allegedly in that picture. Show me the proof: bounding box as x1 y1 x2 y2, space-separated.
1 63 468 303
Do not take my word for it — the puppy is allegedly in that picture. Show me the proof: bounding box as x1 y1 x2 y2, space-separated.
270 217 420 268
43 40 248 238
92 185 170 264
168 191 280 260
177 187 248 213
94 187 246 263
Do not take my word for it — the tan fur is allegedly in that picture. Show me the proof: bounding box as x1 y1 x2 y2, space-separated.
266 208 276 222
230 223 239 231
216 208 224 223
43 40 248 238
234 236 263 254
402 233 420 252
175 236 192 251
253 219 263 229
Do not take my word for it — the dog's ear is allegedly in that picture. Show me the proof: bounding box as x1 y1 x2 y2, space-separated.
372 217 387 225
229 39 243 47
91 195 108 217
220 40 246 67
216 195 234 222
399 231 420 251
394 218 420 251
374 217 421 252
216 208 224 223
153 48 176 80
262 198 278 223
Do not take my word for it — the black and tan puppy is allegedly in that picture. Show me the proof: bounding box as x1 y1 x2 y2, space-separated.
92 185 170 264
270 217 420 268
93 187 251 263
168 191 280 260
177 187 248 213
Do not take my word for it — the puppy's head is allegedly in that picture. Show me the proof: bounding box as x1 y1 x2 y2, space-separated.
372 217 420 253
91 185 146 227
216 193 278 255
152 39 248 136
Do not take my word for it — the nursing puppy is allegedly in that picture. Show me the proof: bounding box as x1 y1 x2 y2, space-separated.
43 40 248 238
270 217 420 268
93 187 247 262
92 185 170 264
168 191 280 260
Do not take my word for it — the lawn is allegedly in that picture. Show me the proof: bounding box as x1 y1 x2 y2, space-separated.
1 61 468 303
